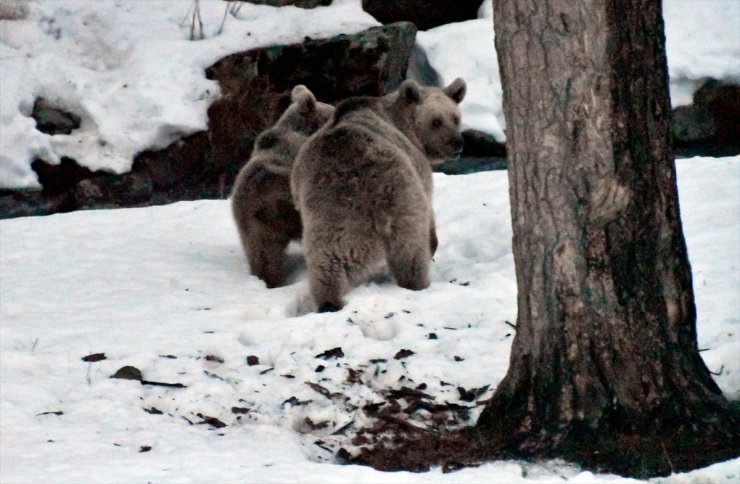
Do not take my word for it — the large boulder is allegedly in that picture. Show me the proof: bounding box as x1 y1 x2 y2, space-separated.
362 0 484 31
672 78 740 157
0 23 418 218
205 21 417 179
237 0 332 7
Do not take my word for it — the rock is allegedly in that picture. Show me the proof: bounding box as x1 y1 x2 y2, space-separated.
31 98 81 135
206 78 291 178
111 366 143 381
132 131 211 191
206 22 417 177
31 157 98 195
237 0 331 6
73 178 105 208
461 129 506 158
672 78 740 158
362 0 484 31
435 156 507 175
693 78 740 145
672 105 716 142
406 44 440 86
0 189 59 219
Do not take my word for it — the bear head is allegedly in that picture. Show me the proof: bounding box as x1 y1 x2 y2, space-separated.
274 84 334 136
396 78 467 163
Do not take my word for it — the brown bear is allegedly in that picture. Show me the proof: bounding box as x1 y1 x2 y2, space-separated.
291 78 466 312
231 85 334 288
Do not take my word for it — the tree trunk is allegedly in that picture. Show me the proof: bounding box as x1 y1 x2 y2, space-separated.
478 0 738 476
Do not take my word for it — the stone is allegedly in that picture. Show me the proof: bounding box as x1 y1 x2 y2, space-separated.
672 105 716 142
237 0 331 7
406 44 440 86
31 98 81 135
205 22 417 177
461 129 506 158
132 131 210 191
31 157 97 195
361 0 484 31
693 78 740 145
672 78 740 157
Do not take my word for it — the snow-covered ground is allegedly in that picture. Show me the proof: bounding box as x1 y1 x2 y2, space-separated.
1 156 739 483
1 0 738 189
1 0 739 481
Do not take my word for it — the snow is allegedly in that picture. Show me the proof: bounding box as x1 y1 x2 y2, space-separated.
1 156 739 483
422 0 740 138
0 0 378 189
1 0 738 188
1 1 739 480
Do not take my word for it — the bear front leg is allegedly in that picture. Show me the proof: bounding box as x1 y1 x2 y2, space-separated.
387 229 431 291
246 231 290 289
429 215 438 256
306 248 349 312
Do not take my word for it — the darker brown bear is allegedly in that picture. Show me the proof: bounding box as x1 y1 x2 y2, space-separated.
231 85 334 288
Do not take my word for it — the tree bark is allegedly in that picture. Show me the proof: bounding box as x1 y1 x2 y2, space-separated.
478 0 738 475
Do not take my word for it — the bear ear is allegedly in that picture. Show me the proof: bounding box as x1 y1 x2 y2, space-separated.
444 78 466 104
399 79 422 105
291 84 317 115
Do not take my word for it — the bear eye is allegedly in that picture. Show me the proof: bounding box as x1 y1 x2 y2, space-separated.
432 118 443 128
453 115 460 126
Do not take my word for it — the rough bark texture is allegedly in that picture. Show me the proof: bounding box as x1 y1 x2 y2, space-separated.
477 0 738 476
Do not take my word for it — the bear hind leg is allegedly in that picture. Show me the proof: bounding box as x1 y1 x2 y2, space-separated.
306 250 350 312
387 232 431 291
245 230 291 289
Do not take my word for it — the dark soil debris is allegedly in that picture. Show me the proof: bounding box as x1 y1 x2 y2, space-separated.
282 396 313 407
316 347 344 360
394 349 415 360
110 366 143 381
196 413 226 429
246 355 259 366
81 352 107 362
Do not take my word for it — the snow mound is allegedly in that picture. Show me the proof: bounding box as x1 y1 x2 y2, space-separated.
1 157 738 482
0 0 377 189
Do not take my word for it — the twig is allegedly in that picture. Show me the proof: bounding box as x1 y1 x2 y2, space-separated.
709 365 725 376
190 0 204 41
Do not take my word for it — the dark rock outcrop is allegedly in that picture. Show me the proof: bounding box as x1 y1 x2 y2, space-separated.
1 23 417 218
362 0 484 31
205 21 417 179
406 44 440 86
673 78 740 158
237 0 332 7
32 98 81 135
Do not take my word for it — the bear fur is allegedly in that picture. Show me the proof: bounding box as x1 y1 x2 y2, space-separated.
291 78 466 312
231 85 334 288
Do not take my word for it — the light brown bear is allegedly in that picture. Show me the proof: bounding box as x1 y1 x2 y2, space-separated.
231 85 334 288
291 78 466 312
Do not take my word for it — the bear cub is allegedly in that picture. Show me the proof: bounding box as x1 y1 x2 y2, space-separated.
231 85 334 288
291 78 466 312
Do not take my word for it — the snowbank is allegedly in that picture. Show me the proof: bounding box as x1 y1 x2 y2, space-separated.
1 0 737 188
0 0 377 189
1 156 737 482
